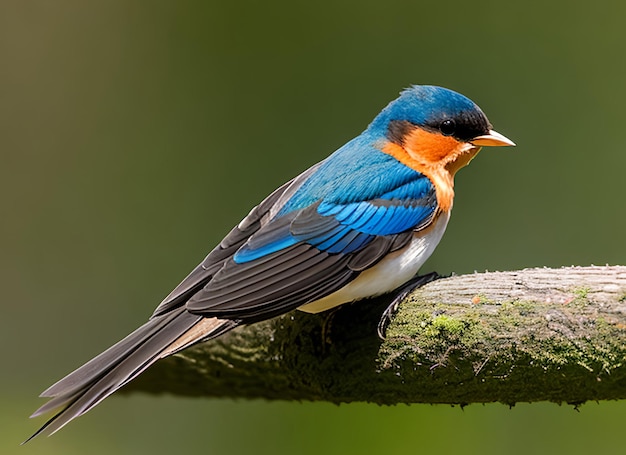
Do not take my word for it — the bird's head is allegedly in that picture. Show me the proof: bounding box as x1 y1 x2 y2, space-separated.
368 85 514 176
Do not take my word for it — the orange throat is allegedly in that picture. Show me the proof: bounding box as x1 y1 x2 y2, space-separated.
381 129 482 212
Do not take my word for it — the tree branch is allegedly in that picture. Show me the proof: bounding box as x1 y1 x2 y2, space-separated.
126 266 626 405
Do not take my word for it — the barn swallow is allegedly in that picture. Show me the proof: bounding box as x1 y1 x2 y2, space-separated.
28 85 514 440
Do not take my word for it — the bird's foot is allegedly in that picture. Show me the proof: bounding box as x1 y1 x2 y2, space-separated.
377 271 442 339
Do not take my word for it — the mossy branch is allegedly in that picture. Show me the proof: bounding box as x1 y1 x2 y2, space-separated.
127 266 626 405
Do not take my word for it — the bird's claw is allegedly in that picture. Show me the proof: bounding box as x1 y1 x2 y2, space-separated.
377 271 442 339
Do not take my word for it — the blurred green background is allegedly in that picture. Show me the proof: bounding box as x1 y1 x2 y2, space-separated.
2 1 625 454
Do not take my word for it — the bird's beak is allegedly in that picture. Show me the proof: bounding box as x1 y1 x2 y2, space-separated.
471 130 516 147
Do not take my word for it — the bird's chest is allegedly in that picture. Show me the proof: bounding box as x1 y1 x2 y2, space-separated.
298 211 451 313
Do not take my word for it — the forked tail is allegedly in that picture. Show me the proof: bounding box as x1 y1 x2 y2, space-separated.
26 309 238 442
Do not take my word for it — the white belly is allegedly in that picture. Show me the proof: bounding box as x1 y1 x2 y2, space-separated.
298 211 450 313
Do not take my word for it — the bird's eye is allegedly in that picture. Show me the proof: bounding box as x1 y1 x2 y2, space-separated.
439 119 456 136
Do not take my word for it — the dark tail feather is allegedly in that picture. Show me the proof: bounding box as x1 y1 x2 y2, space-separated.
26 310 237 443
39 310 184 399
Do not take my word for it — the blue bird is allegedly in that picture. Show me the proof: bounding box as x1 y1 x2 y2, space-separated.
27 85 514 440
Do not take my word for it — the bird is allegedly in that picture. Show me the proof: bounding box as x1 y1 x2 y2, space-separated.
27 85 514 441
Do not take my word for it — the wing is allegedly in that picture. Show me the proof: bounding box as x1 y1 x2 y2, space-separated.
150 164 322 318
154 136 439 324
184 166 438 322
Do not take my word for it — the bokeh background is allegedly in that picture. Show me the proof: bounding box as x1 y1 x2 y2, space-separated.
2 1 625 454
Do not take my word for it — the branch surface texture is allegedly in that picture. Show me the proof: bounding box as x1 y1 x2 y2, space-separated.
127 266 626 405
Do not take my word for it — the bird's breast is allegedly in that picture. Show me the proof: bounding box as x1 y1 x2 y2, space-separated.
298 211 451 313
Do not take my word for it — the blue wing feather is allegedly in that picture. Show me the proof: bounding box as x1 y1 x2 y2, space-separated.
233 235 299 263
234 140 438 264
341 231 374 253
317 229 362 253
331 202 372 226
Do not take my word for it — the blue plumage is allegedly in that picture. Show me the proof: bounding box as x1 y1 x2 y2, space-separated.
278 133 420 212
232 88 461 265
366 85 488 140
234 152 436 262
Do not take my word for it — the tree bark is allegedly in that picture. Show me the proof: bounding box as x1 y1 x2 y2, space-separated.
127 266 626 405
